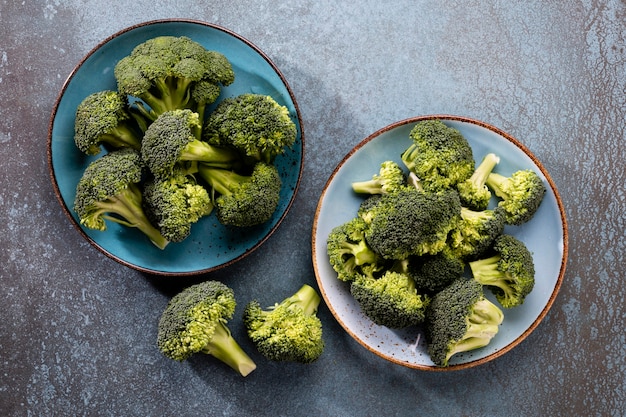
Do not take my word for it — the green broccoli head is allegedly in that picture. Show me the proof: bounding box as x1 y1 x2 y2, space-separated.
407 247 465 294
425 277 504 367
351 160 408 195
448 206 506 260
143 170 213 242
457 153 500 211
203 93 297 164
243 284 324 363
401 119 475 192
326 216 385 282
350 270 430 329
73 148 168 249
469 234 536 308
74 90 144 155
197 162 282 227
114 36 234 120
485 169 546 225
157 280 256 377
141 109 240 179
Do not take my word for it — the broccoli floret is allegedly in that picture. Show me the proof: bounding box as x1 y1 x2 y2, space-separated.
364 188 461 259
350 270 430 329
485 169 546 225
425 277 504 367
326 216 385 282
157 280 256 376
448 206 506 260
143 170 213 242
74 90 145 155
141 109 240 179
407 248 465 294
73 148 169 249
203 93 297 164
197 162 282 227
114 36 234 121
457 153 500 211
401 119 475 192
351 160 408 195
243 284 324 363
468 234 536 308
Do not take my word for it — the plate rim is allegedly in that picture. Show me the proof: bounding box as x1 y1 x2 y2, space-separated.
47 18 305 276
311 114 568 371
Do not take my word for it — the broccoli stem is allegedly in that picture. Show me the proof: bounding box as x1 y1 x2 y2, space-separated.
351 180 383 195
469 153 500 188
180 140 241 169
484 173 510 200
99 124 142 151
284 285 321 316
197 166 246 196
201 320 257 377
469 255 508 289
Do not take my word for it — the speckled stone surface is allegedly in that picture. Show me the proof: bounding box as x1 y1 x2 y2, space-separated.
1 1 624 416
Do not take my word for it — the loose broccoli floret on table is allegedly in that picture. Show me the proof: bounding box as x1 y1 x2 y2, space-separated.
73 148 169 249
448 206 506 260
407 247 465 294
351 160 408 195
243 284 324 363
143 169 213 242
425 277 504 367
203 93 297 164
114 36 234 121
141 109 240 179
457 153 500 211
485 169 546 225
197 162 282 227
469 234 536 308
350 270 430 329
157 280 256 377
73 90 145 155
401 119 475 192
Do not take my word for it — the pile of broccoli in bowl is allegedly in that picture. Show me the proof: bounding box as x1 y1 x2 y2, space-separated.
71 35 297 250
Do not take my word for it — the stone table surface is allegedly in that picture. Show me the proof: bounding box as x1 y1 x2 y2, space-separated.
1 1 624 416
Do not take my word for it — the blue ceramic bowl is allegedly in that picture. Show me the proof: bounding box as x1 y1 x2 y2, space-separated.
48 19 303 276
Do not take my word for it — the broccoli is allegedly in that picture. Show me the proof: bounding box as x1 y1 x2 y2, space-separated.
157 280 256 376
468 234 536 308
351 160 407 195
400 119 475 192
350 270 430 329
485 169 546 225
447 206 506 260
326 216 385 282
363 188 461 259
143 170 213 242
407 247 465 294
425 277 504 367
141 109 241 180
243 284 324 363
73 148 169 249
203 93 297 164
457 153 500 211
114 36 234 121
73 90 145 155
197 162 282 227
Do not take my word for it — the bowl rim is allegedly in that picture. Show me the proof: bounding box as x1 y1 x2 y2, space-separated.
311 114 568 371
47 18 305 276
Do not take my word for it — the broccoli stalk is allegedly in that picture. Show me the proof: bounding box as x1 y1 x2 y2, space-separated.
485 169 546 225
457 153 500 211
447 206 506 260
352 160 407 195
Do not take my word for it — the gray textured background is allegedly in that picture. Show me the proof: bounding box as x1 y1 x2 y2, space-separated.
1 1 624 416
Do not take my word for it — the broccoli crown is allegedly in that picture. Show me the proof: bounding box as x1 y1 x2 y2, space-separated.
364 188 461 259
351 160 408 195
203 93 297 164
143 170 213 242
73 148 168 249
157 280 256 376
407 248 465 294
425 277 504 367
326 216 385 282
469 234 536 308
197 162 282 227
401 120 475 192
350 270 430 329
243 284 324 363
114 36 234 119
448 206 506 260
74 90 143 155
456 153 500 211
485 170 546 225
141 109 240 179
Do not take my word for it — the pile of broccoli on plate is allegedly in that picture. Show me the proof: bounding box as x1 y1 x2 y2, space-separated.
72 35 297 249
327 119 546 367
